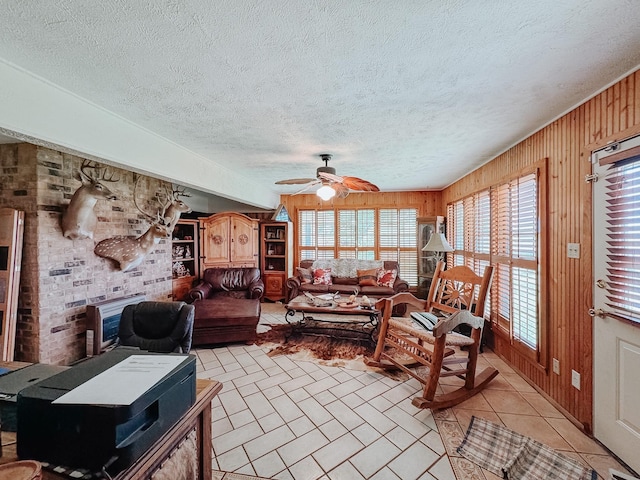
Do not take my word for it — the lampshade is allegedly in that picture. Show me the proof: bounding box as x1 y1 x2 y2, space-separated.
317 184 336 201
422 232 454 252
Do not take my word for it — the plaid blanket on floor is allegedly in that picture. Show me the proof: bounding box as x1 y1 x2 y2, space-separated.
457 416 597 480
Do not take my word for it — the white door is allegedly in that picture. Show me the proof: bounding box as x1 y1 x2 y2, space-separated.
592 135 640 474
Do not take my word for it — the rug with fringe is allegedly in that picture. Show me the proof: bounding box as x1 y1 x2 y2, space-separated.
457 416 597 480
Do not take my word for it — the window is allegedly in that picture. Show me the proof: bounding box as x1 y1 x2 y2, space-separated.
447 163 546 364
595 144 640 322
298 207 418 285
299 210 335 260
491 173 539 356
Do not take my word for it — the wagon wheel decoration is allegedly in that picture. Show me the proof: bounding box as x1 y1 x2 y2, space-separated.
238 233 249 245
440 280 474 309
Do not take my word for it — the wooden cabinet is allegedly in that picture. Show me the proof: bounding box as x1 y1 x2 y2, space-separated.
417 216 445 298
200 212 259 270
172 219 200 301
260 222 293 301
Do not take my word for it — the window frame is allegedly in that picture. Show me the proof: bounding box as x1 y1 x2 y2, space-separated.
446 159 548 368
297 206 419 286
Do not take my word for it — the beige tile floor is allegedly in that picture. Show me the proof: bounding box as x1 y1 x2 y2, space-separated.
195 303 636 480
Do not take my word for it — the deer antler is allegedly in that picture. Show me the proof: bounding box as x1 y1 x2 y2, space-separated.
99 168 120 183
158 197 172 223
173 185 191 199
79 159 99 181
133 176 158 224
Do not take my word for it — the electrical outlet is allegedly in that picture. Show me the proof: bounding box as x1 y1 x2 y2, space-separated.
552 358 560 375
571 369 581 390
567 243 580 259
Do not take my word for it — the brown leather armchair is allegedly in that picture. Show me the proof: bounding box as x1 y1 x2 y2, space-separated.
188 267 264 302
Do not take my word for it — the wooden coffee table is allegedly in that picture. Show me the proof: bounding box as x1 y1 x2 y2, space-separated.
284 295 381 342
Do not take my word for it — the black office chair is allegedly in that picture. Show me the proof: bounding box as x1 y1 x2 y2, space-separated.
118 301 195 353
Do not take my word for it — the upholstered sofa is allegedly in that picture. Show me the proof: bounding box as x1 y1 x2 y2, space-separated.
187 267 264 346
285 259 409 304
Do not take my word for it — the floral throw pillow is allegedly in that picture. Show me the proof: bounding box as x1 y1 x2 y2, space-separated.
313 268 332 285
297 267 313 284
357 268 379 287
377 269 398 288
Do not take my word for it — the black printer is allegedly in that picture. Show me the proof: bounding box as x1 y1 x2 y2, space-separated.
17 347 196 474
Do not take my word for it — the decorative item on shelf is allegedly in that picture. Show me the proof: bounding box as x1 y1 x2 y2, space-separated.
172 261 190 278
173 245 185 259
422 232 454 263
267 247 275 255
184 245 191 258
271 204 291 222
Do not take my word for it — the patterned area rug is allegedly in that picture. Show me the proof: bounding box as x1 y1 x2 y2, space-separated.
256 324 409 379
457 416 597 480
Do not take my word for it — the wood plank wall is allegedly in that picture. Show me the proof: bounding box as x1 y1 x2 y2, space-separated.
280 69 640 431
442 69 640 431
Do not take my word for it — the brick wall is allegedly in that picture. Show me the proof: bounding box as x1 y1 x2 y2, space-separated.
0 143 173 365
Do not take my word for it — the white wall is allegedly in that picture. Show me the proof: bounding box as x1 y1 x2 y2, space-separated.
0 59 279 210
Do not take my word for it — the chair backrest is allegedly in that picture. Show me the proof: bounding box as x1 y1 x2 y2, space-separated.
118 301 195 353
426 261 494 317
299 259 400 277
203 267 261 292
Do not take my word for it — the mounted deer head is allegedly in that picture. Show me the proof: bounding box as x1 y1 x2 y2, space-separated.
93 178 171 272
160 184 192 230
62 160 119 239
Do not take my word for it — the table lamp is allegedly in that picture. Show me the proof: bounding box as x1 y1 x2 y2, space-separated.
422 232 454 263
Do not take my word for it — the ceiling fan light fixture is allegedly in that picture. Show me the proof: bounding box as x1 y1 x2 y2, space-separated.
317 184 336 201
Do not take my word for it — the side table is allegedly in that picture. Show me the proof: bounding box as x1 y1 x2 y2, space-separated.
0 367 221 480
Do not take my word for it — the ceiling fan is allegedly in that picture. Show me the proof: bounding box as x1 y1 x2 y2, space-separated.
275 154 379 200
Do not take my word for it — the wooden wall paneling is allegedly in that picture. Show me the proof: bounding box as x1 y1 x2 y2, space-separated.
440 68 640 431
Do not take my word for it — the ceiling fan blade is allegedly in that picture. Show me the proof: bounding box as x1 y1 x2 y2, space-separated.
291 180 321 195
341 176 380 192
317 171 343 183
334 183 350 198
275 178 316 185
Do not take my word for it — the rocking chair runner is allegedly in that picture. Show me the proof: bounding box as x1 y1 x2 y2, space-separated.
365 262 498 410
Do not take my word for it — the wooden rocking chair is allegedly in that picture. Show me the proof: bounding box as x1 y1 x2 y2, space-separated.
365 262 498 410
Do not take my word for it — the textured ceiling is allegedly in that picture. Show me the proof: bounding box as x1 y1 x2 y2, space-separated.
1 1 640 200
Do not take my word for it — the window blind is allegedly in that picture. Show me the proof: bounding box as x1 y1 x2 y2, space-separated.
298 207 417 285
448 168 542 359
601 154 640 321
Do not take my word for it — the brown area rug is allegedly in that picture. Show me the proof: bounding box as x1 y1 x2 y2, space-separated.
256 324 408 379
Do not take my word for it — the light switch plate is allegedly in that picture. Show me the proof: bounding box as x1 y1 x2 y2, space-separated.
552 358 560 375
571 369 581 390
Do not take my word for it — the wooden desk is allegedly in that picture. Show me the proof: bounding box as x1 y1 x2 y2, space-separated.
1 377 222 480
